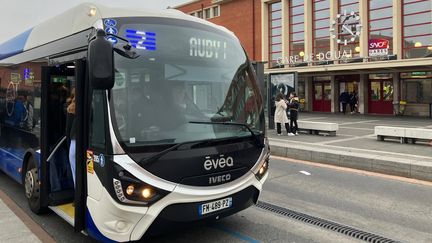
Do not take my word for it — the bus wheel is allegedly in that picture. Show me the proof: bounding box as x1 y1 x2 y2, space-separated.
24 157 45 214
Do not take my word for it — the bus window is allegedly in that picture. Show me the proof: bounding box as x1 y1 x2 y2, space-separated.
90 90 106 150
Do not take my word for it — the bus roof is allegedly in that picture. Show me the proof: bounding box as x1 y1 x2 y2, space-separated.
0 2 233 63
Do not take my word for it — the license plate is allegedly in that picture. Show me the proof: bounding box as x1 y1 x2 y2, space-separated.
199 197 232 215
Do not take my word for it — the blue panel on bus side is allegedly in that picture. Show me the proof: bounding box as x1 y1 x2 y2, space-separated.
86 209 117 243
0 28 32 60
0 147 25 183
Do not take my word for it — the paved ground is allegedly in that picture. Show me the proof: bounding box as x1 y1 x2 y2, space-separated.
268 113 432 158
262 157 432 243
267 113 432 181
1 157 432 242
0 197 41 243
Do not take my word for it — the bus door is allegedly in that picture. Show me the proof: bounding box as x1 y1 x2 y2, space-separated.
40 60 87 231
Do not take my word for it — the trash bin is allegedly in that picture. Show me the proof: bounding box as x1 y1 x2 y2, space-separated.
399 100 407 115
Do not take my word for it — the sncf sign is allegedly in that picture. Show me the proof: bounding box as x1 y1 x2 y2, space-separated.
368 39 389 57
369 39 389 49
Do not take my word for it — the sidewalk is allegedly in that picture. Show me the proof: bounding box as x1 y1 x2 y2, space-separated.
0 190 54 243
268 113 432 181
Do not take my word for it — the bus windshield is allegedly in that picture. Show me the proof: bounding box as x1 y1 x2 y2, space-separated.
109 17 264 148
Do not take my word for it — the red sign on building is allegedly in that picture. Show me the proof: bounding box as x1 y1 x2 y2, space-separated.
368 39 390 56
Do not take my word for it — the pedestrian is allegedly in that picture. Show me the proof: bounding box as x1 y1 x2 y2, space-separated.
288 92 300 136
339 90 350 114
66 89 76 188
274 93 290 136
349 91 358 114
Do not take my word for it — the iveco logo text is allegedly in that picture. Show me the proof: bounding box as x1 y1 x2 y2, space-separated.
203 155 234 171
209 174 231 185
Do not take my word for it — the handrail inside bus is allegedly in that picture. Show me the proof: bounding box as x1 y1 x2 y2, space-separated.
46 136 67 162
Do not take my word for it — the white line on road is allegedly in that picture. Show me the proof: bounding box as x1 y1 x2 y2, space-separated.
339 120 380 126
318 134 375 145
339 126 374 131
299 171 311 176
301 117 328 121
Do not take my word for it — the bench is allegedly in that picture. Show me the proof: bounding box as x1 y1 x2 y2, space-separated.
297 121 338 136
375 126 432 144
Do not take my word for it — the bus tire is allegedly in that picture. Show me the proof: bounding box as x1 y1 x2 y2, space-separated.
24 156 46 214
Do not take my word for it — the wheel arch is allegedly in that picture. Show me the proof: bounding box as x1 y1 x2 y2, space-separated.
22 149 38 184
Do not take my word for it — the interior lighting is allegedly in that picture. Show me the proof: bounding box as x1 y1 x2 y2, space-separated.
88 7 97 17
299 51 305 57
414 42 422 48
427 46 432 51
355 46 360 52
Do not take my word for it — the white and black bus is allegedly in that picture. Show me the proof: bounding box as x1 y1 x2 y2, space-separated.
0 3 269 242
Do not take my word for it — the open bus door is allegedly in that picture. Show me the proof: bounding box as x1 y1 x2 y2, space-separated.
40 59 87 232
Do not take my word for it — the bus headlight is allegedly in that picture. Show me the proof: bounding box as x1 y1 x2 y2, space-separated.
255 158 269 181
112 165 169 206
126 185 135 196
141 188 153 199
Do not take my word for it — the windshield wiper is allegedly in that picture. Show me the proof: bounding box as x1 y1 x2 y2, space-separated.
188 121 264 147
139 139 218 166
139 122 263 166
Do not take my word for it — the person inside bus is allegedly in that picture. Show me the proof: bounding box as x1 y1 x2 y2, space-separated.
23 93 34 131
66 90 76 188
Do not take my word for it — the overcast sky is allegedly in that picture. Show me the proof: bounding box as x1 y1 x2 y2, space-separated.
0 0 190 44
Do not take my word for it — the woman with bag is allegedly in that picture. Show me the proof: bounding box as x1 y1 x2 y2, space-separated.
274 93 290 136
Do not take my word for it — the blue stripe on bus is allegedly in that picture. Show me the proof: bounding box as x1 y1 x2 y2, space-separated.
0 147 25 183
86 209 117 243
0 28 33 60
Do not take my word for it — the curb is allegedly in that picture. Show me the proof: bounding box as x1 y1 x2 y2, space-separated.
269 140 432 182
0 189 56 243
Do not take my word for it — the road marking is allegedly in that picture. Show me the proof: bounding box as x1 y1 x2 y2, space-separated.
318 134 375 145
339 126 374 131
339 120 380 126
212 225 260 243
271 155 432 187
301 117 328 121
299 171 311 176
0 189 56 243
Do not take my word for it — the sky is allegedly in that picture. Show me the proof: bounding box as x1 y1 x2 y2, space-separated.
0 0 190 44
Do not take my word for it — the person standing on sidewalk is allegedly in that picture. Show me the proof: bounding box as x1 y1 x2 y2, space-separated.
288 92 300 136
274 93 290 136
349 91 358 114
339 90 350 114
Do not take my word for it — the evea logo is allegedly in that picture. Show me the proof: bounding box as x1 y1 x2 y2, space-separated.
203 155 234 171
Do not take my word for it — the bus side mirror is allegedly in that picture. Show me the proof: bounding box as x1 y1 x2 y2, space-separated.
88 29 114 90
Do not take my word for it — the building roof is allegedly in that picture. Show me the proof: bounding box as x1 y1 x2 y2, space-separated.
172 0 201 9
0 2 233 61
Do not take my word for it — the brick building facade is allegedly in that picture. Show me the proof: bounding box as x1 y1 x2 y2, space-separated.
176 0 262 62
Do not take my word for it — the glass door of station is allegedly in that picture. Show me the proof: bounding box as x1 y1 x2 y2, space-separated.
313 82 331 112
368 80 393 114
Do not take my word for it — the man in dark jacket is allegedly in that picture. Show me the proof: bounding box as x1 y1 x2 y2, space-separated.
288 92 300 136
339 91 350 114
